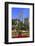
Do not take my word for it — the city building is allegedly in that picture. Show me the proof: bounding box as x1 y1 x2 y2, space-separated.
24 18 29 26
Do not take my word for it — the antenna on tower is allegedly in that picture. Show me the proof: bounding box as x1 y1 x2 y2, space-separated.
18 9 24 29
19 9 23 22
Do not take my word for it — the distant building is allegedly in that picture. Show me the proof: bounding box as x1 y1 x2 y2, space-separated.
24 18 29 26
12 19 20 30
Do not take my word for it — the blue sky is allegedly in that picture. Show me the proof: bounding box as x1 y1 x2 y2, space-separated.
12 8 29 21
